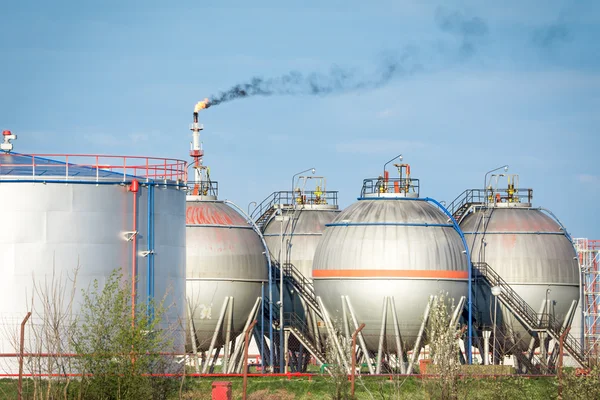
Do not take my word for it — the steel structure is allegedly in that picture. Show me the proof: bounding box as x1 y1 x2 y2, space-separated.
184 110 269 373
449 173 582 372
251 175 340 373
312 159 472 373
574 238 600 360
0 145 188 374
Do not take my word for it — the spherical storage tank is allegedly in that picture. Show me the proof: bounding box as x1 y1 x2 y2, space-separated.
312 163 469 352
259 177 340 316
186 184 268 351
459 176 579 353
262 187 340 280
0 147 187 372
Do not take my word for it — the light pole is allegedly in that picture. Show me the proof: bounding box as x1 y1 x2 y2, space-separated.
484 165 509 200
280 167 315 373
291 168 316 203
247 201 257 216
383 154 402 178
491 285 503 364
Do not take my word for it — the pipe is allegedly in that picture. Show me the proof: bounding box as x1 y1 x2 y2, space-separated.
345 296 374 375
424 197 474 364
223 200 274 371
130 179 139 327
482 331 490 365
18 312 31 400
228 297 261 373
408 295 433 374
147 183 155 321
375 297 388 374
202 297 230 374
317 296 349 373
351 323 366 397
389 297 406 374
187 300 201 373
242 320 258 400
341 296 351 340
223 297 234 373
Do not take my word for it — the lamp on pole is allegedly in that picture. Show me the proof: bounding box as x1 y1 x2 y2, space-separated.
383 154 402 178
484 165 509 200
247 201 257 216
291 168 316 203
491 285 503 364
279 167 315 373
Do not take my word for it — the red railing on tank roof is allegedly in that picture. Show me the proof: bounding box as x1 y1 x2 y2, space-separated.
0 154 188 182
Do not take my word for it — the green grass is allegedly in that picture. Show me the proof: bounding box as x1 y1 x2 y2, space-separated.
0 374 564 400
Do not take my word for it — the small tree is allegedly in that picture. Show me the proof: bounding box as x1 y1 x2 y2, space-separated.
424 293 461 400
71 270 179 400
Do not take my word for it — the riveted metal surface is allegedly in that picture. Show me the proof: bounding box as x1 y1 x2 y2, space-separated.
0 180 186 372
313 198 468 350
460 207 579 351
263 206 340 279
185 198 268 351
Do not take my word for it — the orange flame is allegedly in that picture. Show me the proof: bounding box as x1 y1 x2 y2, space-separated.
194 98 210 113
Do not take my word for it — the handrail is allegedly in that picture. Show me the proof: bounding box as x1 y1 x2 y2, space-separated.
0 153 187 182
447 189 486 217
473 262 585 366
250 190 339 222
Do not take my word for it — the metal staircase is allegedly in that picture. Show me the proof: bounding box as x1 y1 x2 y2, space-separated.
284 312 327 365
473 262 586 368
281 262 322 318
447 189 486 222
250 192 294 231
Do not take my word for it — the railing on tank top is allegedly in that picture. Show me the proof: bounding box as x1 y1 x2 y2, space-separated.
0 154 187 182
473 262 585 366
250 190 338 224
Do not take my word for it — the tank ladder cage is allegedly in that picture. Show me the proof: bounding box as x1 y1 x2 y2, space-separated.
0 153 187 182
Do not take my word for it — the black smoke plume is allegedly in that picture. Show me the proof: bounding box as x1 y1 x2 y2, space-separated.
435 6 489 57
205 48 421 108
532 22 570 48
203 8 487 108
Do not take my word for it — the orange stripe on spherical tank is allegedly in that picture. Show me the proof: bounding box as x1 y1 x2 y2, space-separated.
312 269 468 279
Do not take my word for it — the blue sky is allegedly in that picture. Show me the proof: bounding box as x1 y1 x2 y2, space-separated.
2 0 599 238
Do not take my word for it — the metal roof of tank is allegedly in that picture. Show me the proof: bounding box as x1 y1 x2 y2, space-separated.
0 153 187 181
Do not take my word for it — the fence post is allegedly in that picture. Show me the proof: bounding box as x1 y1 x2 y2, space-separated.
558 327 571 400
242 320 258 400
18 312 32 400
351 323 366 397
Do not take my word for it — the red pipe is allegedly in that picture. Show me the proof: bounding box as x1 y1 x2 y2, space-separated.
130 180 139 327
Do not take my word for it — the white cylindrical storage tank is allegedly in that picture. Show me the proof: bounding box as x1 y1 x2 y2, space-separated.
0 152 187 373
186 186 268 352
313 165 469 356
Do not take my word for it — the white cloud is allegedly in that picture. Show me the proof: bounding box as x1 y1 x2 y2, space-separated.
577 174 600 185
375 108 397 119
336 139 426 154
